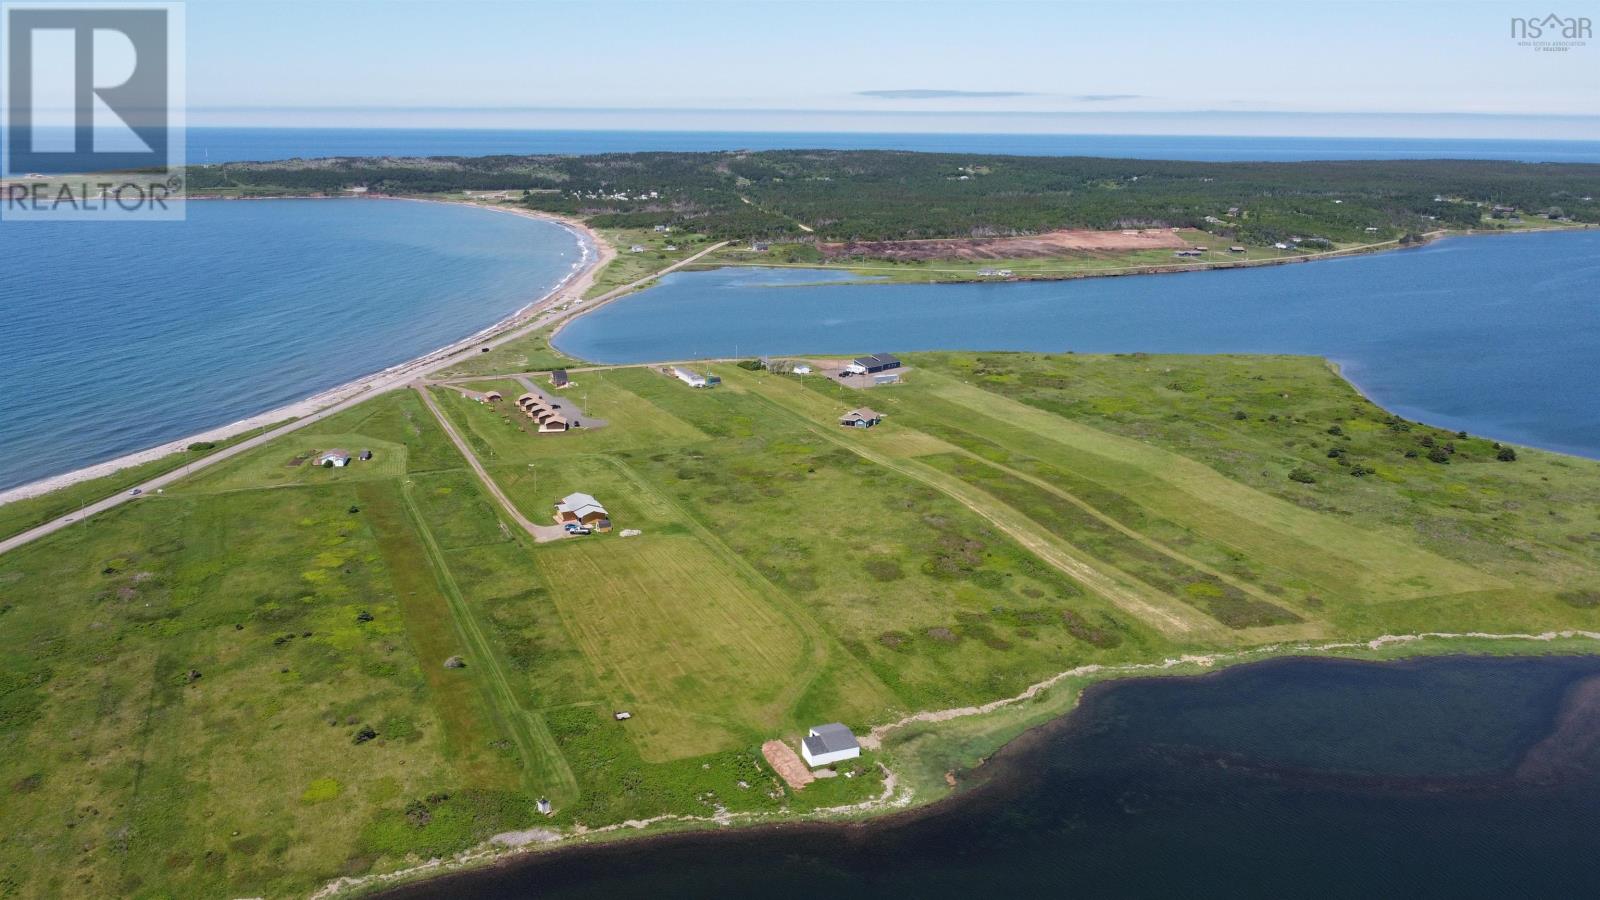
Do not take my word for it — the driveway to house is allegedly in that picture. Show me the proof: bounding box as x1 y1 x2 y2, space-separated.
413 383 569 544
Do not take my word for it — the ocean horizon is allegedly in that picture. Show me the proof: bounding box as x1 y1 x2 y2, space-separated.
178 127 1600 164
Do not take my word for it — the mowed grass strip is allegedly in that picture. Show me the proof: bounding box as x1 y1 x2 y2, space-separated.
918 451 1300 629
357 482 524 791
909 370 1504 601
533 535 808 761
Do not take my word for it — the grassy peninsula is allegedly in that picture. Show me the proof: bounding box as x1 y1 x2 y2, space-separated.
4 351 1600 897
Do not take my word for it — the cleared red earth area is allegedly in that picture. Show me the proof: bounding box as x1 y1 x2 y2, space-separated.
819 228 1190 261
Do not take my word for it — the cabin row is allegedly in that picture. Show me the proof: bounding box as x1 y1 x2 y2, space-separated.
516 391 577 432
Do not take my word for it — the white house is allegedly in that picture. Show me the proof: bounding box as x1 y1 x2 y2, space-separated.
792 364 813 375
800 723 860 768
317 449 351 468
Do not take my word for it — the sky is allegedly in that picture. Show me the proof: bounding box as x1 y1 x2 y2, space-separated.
174 0 1600 137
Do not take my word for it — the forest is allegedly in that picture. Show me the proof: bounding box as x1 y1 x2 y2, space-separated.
186 150 1600 243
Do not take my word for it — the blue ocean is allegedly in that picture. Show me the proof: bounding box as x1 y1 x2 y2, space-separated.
0 200 578 492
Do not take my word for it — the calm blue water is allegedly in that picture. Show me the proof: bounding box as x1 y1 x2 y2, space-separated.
392 655 1600 900
183 128 1600 163
0 200 578 492
556 230 1600 458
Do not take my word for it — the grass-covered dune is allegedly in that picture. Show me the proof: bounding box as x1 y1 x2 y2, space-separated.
3 353 1600 897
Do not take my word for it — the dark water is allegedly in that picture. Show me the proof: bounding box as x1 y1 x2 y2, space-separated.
181 128 1600 164
555 230 1600 458
392 656 1600 899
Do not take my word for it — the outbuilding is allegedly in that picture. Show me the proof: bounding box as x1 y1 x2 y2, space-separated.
673 367 710 388
800 723 860 768
845 353 902 375
317 449 351 468
550 369 570 388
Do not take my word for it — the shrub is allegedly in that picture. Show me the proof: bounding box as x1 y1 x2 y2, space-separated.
1427 448 1451 464
186 441 216 452
353 725 378 744
1497 447 1518 462
1288 469 1317 484
300 777 343 804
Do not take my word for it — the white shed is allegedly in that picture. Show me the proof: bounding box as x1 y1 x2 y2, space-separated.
800 723 860 768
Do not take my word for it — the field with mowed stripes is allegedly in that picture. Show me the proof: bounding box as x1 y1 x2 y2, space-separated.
5 351 1600 899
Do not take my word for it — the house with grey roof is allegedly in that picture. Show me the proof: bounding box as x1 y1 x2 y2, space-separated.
839 408 883 428
800 723 860 768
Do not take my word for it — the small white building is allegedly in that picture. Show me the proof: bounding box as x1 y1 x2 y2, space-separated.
792 364 813 375
800 723 860 768
317 449 351 468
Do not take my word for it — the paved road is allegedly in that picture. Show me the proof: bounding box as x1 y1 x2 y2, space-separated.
0 239 730 558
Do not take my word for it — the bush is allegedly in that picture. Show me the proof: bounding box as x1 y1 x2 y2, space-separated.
353 725 378 744
1497 447 1518 462
1427 448 1451 464
1288 469 1317 484
186 441 216 452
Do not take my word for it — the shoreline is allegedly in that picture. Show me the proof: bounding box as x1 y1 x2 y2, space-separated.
321 630 1600 899
545 224 1593 360
0 199 609 507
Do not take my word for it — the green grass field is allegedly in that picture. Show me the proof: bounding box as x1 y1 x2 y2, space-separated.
4 352 1600 897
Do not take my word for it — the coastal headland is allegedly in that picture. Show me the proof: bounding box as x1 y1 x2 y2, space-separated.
3 150 1600 898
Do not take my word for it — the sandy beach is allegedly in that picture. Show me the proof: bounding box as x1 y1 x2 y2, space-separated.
0 200 612 508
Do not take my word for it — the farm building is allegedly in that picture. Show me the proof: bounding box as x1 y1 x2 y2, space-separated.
672 367 719 388
316 449 351 468
556 492 611 531
839 408 883 428
550 369 570 388
800 723 860 768
844 353 901 375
